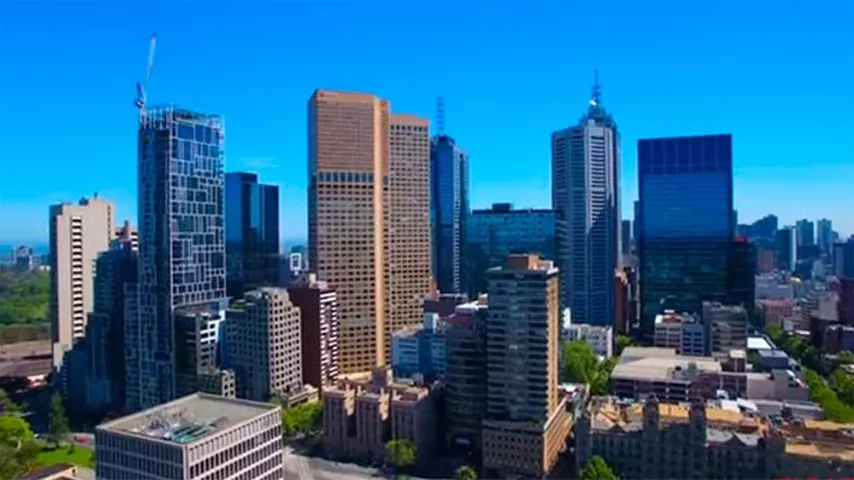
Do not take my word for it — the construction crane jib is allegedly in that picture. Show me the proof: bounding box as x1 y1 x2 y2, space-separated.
135 32 157 121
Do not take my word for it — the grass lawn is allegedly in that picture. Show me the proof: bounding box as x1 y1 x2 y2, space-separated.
37 446 94 469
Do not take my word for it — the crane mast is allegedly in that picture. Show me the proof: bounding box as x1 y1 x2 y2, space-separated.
135 33 157 122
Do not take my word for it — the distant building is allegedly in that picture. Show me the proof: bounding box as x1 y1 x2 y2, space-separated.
467 203 560 295
95 393 283 480
49 194 115 370
430 133 469 294
288 273 340 388
833 239 854 279
564 315 613 358
652 311 707 357
728 237 756 309
795 219 815 249
391 313 445 379
703 302 748 355
621 220 632 257
225 172 280 297
756 247 776 273
13 245 34 272
776 227 797 271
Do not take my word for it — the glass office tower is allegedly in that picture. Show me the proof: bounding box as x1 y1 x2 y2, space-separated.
430 134 469 294
127 106 226 411
638 134 733 338
225 172 280 296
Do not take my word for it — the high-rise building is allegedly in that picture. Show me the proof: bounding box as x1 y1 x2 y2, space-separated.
776 226 797 271
227 288 303 402
795 219 815 248
633 200 641 255
728 236 756 309
551 74 620 327
621 219 632 257
288 273 340 389
817 218 833 255
637 134 733 338
750 214 778 240
444 298 488 449
225 172 280 297
430 133 469 294
308 90 431 374
49 194 115 369
834 239 854 279
467 203 561 295
126 107 227 412
482 254 571 477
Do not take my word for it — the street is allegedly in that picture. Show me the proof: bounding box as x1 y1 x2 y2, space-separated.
283 447 429 480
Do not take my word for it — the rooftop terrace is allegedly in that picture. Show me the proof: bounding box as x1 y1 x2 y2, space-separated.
98 393 277 445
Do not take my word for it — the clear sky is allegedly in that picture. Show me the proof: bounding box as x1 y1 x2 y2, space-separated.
1 1 852 245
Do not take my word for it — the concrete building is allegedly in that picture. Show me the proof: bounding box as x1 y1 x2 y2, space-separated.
756 274 795 300
653 311 707 357
444 298 488 449
564 315 614 358
391 313 445 379
322 367 436 465
308 90 431 374
127 107 227 411
430 132 469 295
576 395 854 479
482 254 571 477
227 288 303 402
95 393 283 480
287 273 340 388
703 302 748 355
174 308 222 398
551 75 620 327
49 194 115 369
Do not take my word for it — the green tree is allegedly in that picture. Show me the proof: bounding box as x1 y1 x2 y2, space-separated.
804 368 854 423
0 390 24 414
281 402 323 437
838 350 854 365
455 465 477 480
385 439 417 474
615 335 633 357
0 270 50 325
0 414 40 479
48 393 69 447
561 340 616 395
580 455 619 480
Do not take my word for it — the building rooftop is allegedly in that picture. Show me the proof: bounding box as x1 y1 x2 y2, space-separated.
747 336 774 351
613 347 720 381
98 393 278 445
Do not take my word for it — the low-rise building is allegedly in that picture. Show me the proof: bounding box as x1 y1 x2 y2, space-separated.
653 311 706 356
703 302 748 355
391 313 446 379
564 315 613 357
95 393 283 480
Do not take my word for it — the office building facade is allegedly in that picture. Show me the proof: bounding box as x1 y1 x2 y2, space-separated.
551 78 620 326
225 172 280 297
816 218 833 255
430 134 469 294
49 194 115 369
468 203 560 295
288 274 340 388
795 219 815 248
776 226 797 271
637 134 733 337
308 90 430 374
127 107 227 411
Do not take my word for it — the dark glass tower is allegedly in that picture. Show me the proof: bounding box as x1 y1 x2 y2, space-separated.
638 134 733 337
127 106 226 411
225 172 280 296
430 134 469 294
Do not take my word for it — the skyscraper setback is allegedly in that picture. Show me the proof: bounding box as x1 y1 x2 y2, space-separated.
308 90 431 374
551 75 620 326
126 107 227 411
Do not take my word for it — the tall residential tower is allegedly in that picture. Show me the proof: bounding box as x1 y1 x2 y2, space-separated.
126 107 227 411
308 90 431 374
551 73 620 326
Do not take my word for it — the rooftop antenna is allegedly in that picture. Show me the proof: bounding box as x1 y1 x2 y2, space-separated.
135 32 157 121
436 96 446 136
590 69 602 107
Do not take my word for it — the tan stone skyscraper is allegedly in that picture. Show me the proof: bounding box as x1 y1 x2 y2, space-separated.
308 90 431 374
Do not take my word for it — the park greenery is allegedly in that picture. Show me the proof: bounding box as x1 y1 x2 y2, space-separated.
48 393 70 448
579 455 619 480
385 438 417 474
0 270 50 326
269 399 323 438
765 324 854 422
0 414 40 479
561 340 616 395
455 465 477 480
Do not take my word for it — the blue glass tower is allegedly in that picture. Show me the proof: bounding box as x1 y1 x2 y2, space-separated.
430 134 469 294
127 106 226 411
225 172 280 296
638 134 734 337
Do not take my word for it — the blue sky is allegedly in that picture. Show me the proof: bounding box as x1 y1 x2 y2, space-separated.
1 1 853 245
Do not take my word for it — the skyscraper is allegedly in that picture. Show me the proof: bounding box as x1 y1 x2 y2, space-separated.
225 172 280 296
308 90 430 374
795 219 815 248
127 106 226 411
49 194 115 369
430 133 469 295
817 218 833 255
776 226 797 271
621 219 632 257
551 73 620 326
637 134 734 337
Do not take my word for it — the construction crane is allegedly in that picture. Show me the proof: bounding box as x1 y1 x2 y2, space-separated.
135 32 157 121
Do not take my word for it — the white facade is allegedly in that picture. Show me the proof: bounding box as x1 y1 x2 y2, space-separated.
564 314 613 358
755 274 794 300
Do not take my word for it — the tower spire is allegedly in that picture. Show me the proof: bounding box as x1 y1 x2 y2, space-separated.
436 96 446 135
591 70 602 107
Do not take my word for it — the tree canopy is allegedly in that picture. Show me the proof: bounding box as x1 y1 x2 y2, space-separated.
615 335 633 357
580 455 619 480
0 270 50 326
48 393 69 446
0 414 39 479
455 465 477 480
385 439 417 469
561 340 616 395
281 401 323 437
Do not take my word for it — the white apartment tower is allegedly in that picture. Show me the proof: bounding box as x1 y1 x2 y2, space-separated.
49 194 115 369
551 73 620 327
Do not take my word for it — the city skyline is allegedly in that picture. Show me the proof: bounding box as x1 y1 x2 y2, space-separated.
2 3 854 243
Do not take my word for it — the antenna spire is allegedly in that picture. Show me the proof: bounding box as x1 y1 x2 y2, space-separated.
590 69 602 107
436 96 446 135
